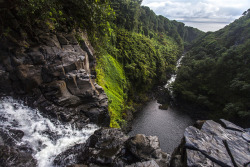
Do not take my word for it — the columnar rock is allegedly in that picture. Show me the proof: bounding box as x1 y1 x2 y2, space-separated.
0 12 110 127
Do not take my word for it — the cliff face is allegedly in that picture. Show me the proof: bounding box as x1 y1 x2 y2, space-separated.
0 8 110 128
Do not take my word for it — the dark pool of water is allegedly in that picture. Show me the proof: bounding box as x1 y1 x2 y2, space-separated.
129 100 194 153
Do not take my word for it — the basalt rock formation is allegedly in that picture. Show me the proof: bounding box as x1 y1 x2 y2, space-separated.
54 128 170 167
0 10 110 127
171 119 250 167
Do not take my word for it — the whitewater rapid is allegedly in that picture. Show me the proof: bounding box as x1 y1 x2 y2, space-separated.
165 55 184 91
0 97 98 167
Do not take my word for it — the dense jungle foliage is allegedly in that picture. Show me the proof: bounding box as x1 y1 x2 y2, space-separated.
95 0 203 127
0 0 203 127
173 10 250 127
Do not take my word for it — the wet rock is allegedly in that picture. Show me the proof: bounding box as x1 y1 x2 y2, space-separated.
126 134 162 160
82 128 129 165
54 143 86 167
67 165 88 167
54 128 170 167
0 129 24 146
0 25 112 166
0 145 37 167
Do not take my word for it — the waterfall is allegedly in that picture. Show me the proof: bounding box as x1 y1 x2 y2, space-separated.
0 97 98 167
165 55 184 92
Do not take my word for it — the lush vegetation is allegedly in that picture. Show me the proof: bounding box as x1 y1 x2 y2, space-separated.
94 0 203 127
0 0 203 128
173 10 250 126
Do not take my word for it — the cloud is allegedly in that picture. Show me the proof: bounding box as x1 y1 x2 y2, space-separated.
142 0 250 23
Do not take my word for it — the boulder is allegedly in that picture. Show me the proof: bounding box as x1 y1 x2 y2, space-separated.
184 126 234 167
0 145 37 167
54 128 170 167
0 129 36 167
171 120 250 167
126 134 163 160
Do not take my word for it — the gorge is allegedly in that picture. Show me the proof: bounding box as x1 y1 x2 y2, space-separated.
129 54 194 154
0 0 250 167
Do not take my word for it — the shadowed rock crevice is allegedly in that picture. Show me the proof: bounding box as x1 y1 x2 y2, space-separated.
223 140 238 167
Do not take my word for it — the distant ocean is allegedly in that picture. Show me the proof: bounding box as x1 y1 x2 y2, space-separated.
181 21 230 32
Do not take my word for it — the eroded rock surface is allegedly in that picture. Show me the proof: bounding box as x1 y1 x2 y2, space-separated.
54 128 170 167
0 22 110 127
171 120 250 167
0 129 37 167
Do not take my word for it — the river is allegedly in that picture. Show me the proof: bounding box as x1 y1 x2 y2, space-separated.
129 54 194 153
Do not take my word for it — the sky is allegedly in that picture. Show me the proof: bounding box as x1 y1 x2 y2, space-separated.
141 0 250 32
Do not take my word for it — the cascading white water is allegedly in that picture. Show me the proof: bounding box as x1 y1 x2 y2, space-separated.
0 96 98 167
165 55 184 91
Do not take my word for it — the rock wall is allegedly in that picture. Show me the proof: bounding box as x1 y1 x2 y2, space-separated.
0 8 110 127
171 119 250 167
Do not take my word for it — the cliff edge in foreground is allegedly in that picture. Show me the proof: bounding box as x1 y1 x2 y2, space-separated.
171 119 250 167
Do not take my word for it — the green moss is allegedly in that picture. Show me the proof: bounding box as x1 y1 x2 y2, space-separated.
96 50 128 128
96 29 183 128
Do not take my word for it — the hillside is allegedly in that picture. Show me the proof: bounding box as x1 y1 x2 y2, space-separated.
173 9 250 127
0 0 203 128
95 0 204 127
